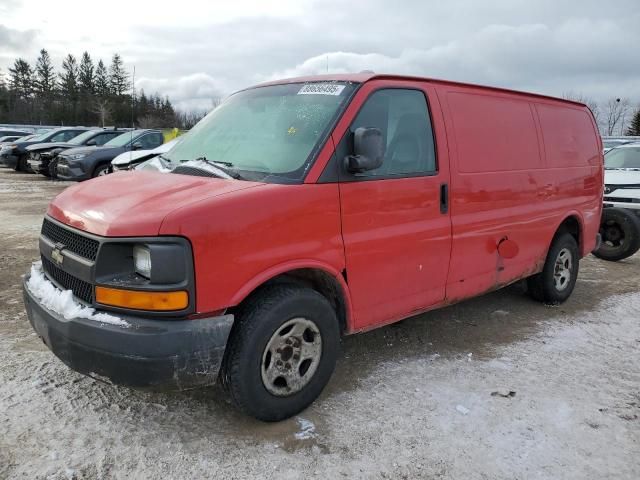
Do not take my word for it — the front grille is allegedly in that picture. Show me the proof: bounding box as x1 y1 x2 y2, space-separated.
41 219 100 261
41 256 93 304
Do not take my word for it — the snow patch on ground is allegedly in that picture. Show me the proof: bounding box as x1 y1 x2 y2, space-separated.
26 261 129 327
294 417 317 440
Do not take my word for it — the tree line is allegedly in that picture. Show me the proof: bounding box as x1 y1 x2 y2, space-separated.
562 92 640 136
0 49 206 129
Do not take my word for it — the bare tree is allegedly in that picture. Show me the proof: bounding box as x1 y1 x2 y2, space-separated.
91 99 113 127
603 97 631 136
562 91 601 130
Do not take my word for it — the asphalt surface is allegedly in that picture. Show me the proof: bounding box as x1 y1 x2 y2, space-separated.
0 169 638 479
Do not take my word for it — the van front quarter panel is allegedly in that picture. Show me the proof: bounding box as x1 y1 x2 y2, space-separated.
159 183 347 318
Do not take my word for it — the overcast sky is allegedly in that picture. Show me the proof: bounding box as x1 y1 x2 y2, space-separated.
1 0 639 111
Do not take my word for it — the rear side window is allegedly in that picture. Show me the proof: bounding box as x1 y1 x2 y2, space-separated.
348 89 436 177
138 133 163 149
536 104 599 167
447 92 541 173
95 132 120 145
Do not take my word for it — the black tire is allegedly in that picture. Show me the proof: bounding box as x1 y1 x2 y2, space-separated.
92 163 110 178
527 232 580 304
221 284 339 422
49 158 58 179
14 154 27 172
593 208 640 262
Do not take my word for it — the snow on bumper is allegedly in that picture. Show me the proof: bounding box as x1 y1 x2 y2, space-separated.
23 262 234 390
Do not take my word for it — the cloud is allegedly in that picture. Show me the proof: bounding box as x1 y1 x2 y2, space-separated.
136 73 226 112
2 0 640 110
0 24 37 51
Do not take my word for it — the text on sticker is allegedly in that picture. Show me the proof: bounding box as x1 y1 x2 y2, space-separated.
298 84 345 96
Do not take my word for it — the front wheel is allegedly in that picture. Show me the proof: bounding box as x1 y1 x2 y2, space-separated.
14 154 27 172
527 232 579 304
593 208 640 262
48 158 59 179
93 164 110 177
221 284 339 422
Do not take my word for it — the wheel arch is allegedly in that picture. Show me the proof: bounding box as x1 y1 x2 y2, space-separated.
552 212 585 256
229 261 353 335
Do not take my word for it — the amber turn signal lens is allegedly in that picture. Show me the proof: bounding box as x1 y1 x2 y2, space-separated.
95 286 188 311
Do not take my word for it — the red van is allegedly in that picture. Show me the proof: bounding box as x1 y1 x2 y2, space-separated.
23 74 603 421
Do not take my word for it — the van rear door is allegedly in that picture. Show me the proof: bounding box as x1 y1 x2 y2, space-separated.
332 81 452 330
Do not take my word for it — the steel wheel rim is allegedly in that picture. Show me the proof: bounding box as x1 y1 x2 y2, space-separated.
553 247 573 291
261 317 322 397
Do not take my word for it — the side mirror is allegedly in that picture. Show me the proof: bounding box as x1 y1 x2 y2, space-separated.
86 139 97 146
131 142 143 151
345 127 385 173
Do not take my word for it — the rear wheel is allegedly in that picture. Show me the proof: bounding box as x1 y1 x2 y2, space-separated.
221 284 339 422
528 232 579 304
593 208 640 262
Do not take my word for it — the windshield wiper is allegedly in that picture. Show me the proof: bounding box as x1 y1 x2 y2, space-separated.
194 157 243 179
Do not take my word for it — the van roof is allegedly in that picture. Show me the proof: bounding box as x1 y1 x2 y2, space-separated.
254 73 586 108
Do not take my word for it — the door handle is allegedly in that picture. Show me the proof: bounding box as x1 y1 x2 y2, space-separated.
440 183 449 214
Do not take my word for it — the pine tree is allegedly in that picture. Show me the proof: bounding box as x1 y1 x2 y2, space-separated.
109 53 130 96
8 58 34 99
626 109 640 136
59 54 79 100
78 52 95 94
94 60 110 97
34 49 56 96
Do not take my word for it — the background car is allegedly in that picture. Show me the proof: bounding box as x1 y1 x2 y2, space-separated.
593 142 640 261
602 136 640 153
0 127 92 171
0 129 31 138
26 128 131 177
0 135 29 143
112 138 179 172
56 129 164 180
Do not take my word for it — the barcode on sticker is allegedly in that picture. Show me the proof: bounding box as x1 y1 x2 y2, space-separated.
298 83 345 96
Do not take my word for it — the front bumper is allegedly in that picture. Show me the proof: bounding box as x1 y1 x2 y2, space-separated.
0 153 18 168
56 159 90 181
23 276 234 390
27 157 45 173
603 200 640 214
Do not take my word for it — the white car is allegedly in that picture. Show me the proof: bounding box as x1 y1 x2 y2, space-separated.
111 138 179 172
594 143 640 261
604 143 640 213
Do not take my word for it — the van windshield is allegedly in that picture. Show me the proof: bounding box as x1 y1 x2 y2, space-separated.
164 82 356 182
605 146 640 169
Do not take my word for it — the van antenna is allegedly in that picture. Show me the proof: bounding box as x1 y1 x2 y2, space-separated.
131 65 136 145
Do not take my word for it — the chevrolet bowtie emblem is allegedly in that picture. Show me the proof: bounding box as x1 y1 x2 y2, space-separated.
51 243 65 266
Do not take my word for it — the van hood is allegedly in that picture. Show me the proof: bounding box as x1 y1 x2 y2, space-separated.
47 171 263 236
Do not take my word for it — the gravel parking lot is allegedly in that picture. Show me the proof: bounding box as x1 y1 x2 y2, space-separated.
1 168 639 479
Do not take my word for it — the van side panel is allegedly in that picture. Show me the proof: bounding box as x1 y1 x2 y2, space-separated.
534 103 603 255
437 85 599 302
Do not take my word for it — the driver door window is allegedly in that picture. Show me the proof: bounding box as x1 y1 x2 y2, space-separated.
347 89 436 178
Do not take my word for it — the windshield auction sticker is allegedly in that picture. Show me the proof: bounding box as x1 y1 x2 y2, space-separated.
298 83 346 95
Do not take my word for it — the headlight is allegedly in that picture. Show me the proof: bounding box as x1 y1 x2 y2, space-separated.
133 244 152 278
69 153 86 161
